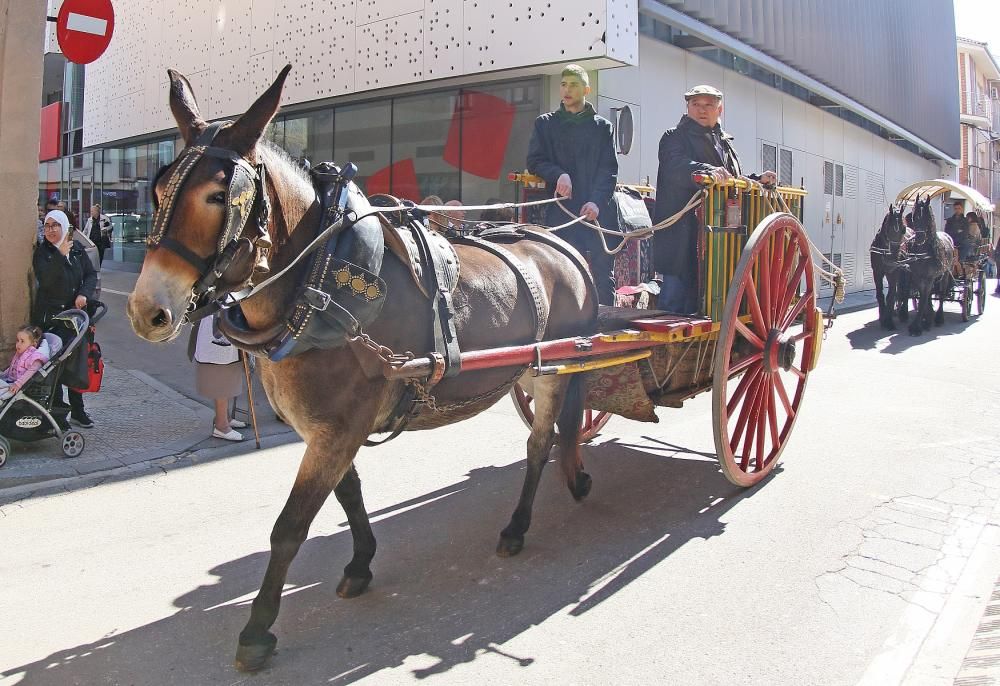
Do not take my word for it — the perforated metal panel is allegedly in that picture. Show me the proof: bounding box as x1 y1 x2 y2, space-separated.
357 14 424 90
84 0 638 147
463 0 609 73
424 0 463 78
607 0 639 64
357 0 423 25
274 0 357 104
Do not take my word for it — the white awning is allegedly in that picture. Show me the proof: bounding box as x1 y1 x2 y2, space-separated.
895 179 995 214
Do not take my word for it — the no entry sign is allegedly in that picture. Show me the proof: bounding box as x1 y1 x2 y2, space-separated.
56 0 115 65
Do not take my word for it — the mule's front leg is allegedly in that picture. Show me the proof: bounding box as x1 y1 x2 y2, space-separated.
497 376 570 557
235 442 354 672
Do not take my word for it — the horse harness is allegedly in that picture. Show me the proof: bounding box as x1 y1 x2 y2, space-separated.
148 126 594 443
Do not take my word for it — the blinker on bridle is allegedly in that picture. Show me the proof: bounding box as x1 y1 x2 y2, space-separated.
147 122 272 321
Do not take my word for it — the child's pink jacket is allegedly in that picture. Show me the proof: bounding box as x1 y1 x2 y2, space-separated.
2 346 48 391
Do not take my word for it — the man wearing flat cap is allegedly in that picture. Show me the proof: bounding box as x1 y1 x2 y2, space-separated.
527 64 618 304
653 85 776 313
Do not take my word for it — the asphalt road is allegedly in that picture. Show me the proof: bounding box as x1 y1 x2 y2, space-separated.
3 294 1000 685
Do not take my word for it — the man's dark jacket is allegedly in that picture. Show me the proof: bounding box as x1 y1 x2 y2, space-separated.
653 114 742 281
31 238 98 328
526 103 618 228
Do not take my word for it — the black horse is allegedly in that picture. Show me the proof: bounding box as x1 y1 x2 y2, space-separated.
870 205 910 329
899 195 955 336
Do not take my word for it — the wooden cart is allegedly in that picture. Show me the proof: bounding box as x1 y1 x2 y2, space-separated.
501 174 823 487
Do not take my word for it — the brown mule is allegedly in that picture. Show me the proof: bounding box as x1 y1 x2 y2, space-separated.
126 66 598 672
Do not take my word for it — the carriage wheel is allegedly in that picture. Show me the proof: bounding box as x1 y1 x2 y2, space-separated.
511 383 611 443
961 282 972 322
977 271 986 315
0 436 10 468
61 430 85 458
712 213 820 488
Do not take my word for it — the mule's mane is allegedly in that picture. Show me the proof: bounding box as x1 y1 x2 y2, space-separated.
255 140 315 254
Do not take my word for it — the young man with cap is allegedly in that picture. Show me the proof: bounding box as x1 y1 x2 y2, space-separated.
527 64 618 304
653 85 775 313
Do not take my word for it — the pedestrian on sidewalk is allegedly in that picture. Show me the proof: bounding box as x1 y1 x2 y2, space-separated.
32 210 98 430
188 314 246 442
83 204 112 266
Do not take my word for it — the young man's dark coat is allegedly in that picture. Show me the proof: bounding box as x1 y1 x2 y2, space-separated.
653 114 743 286
526 102 619 303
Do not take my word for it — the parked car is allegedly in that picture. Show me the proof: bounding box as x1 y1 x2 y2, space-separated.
107 213 146 243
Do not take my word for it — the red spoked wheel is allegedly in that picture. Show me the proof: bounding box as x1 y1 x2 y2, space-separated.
712 213 820 487
511 383 611 443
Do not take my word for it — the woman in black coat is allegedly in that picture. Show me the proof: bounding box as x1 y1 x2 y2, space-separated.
34 210 98 429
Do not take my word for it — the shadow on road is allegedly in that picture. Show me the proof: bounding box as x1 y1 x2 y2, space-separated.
3 440 764 684
846 312 977 354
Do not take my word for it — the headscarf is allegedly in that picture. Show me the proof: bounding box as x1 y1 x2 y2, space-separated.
42 210 70 245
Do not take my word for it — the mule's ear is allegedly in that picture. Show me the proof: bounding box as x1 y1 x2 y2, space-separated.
168 69 207 145
226 64 292 156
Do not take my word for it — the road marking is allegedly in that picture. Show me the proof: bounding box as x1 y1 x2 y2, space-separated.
100 287 132 296
66 13 109 36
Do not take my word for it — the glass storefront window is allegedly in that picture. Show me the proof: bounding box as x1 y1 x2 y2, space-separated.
79 78 541 263
335 101 391 196
282 111 334 166
391 91 460 203
459 80 541 213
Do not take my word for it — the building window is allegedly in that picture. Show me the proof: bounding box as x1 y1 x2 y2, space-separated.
335 101 391 196
390 90 461 202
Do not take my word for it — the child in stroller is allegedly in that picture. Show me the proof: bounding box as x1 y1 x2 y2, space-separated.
0 325 47 401
0 309 91 467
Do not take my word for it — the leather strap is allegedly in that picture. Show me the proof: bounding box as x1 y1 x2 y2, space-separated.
408 221 462 377
457 233 548 342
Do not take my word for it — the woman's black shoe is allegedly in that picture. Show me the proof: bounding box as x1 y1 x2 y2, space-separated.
70 412 95 429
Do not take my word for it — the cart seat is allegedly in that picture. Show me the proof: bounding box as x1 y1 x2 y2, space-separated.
596 305 714 337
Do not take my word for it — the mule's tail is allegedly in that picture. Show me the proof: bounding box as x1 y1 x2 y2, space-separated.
556 373 591 501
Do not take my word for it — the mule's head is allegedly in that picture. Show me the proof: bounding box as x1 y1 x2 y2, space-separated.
127 66 291 342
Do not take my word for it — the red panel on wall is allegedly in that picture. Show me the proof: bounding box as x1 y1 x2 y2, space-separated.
366 158 421 202
39 102 62 161
443 91 516 180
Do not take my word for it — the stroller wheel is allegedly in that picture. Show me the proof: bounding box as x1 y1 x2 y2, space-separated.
0 436 10 467
62 431 85 458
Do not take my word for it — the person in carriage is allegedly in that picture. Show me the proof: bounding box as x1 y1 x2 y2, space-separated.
652 85 777 313
944 198 977 271
527 64 618 304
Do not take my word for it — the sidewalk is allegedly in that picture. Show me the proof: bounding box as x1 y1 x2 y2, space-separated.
0 262 297 499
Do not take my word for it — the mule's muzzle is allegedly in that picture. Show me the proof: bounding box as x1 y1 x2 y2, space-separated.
127 291 182 343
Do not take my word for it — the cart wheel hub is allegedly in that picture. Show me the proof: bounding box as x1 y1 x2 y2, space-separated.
765 331 796 373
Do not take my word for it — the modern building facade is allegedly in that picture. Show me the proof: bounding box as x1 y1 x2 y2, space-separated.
956 37 1000 228
42 0 961 297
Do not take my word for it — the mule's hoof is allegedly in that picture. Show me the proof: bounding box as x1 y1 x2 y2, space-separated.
571 471 592 502
934 315 944 326
886 321 896 331
336 574 371 599
496 535 524 557
235 632 277 673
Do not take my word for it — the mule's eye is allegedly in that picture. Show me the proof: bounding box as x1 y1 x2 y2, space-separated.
207 191 226 205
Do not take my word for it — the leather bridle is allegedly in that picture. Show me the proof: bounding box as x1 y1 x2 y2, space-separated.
147 123 272 322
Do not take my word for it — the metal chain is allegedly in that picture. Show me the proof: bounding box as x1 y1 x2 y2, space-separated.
349 331 414 368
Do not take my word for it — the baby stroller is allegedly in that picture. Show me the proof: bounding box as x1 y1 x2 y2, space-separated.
0 307 101 467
